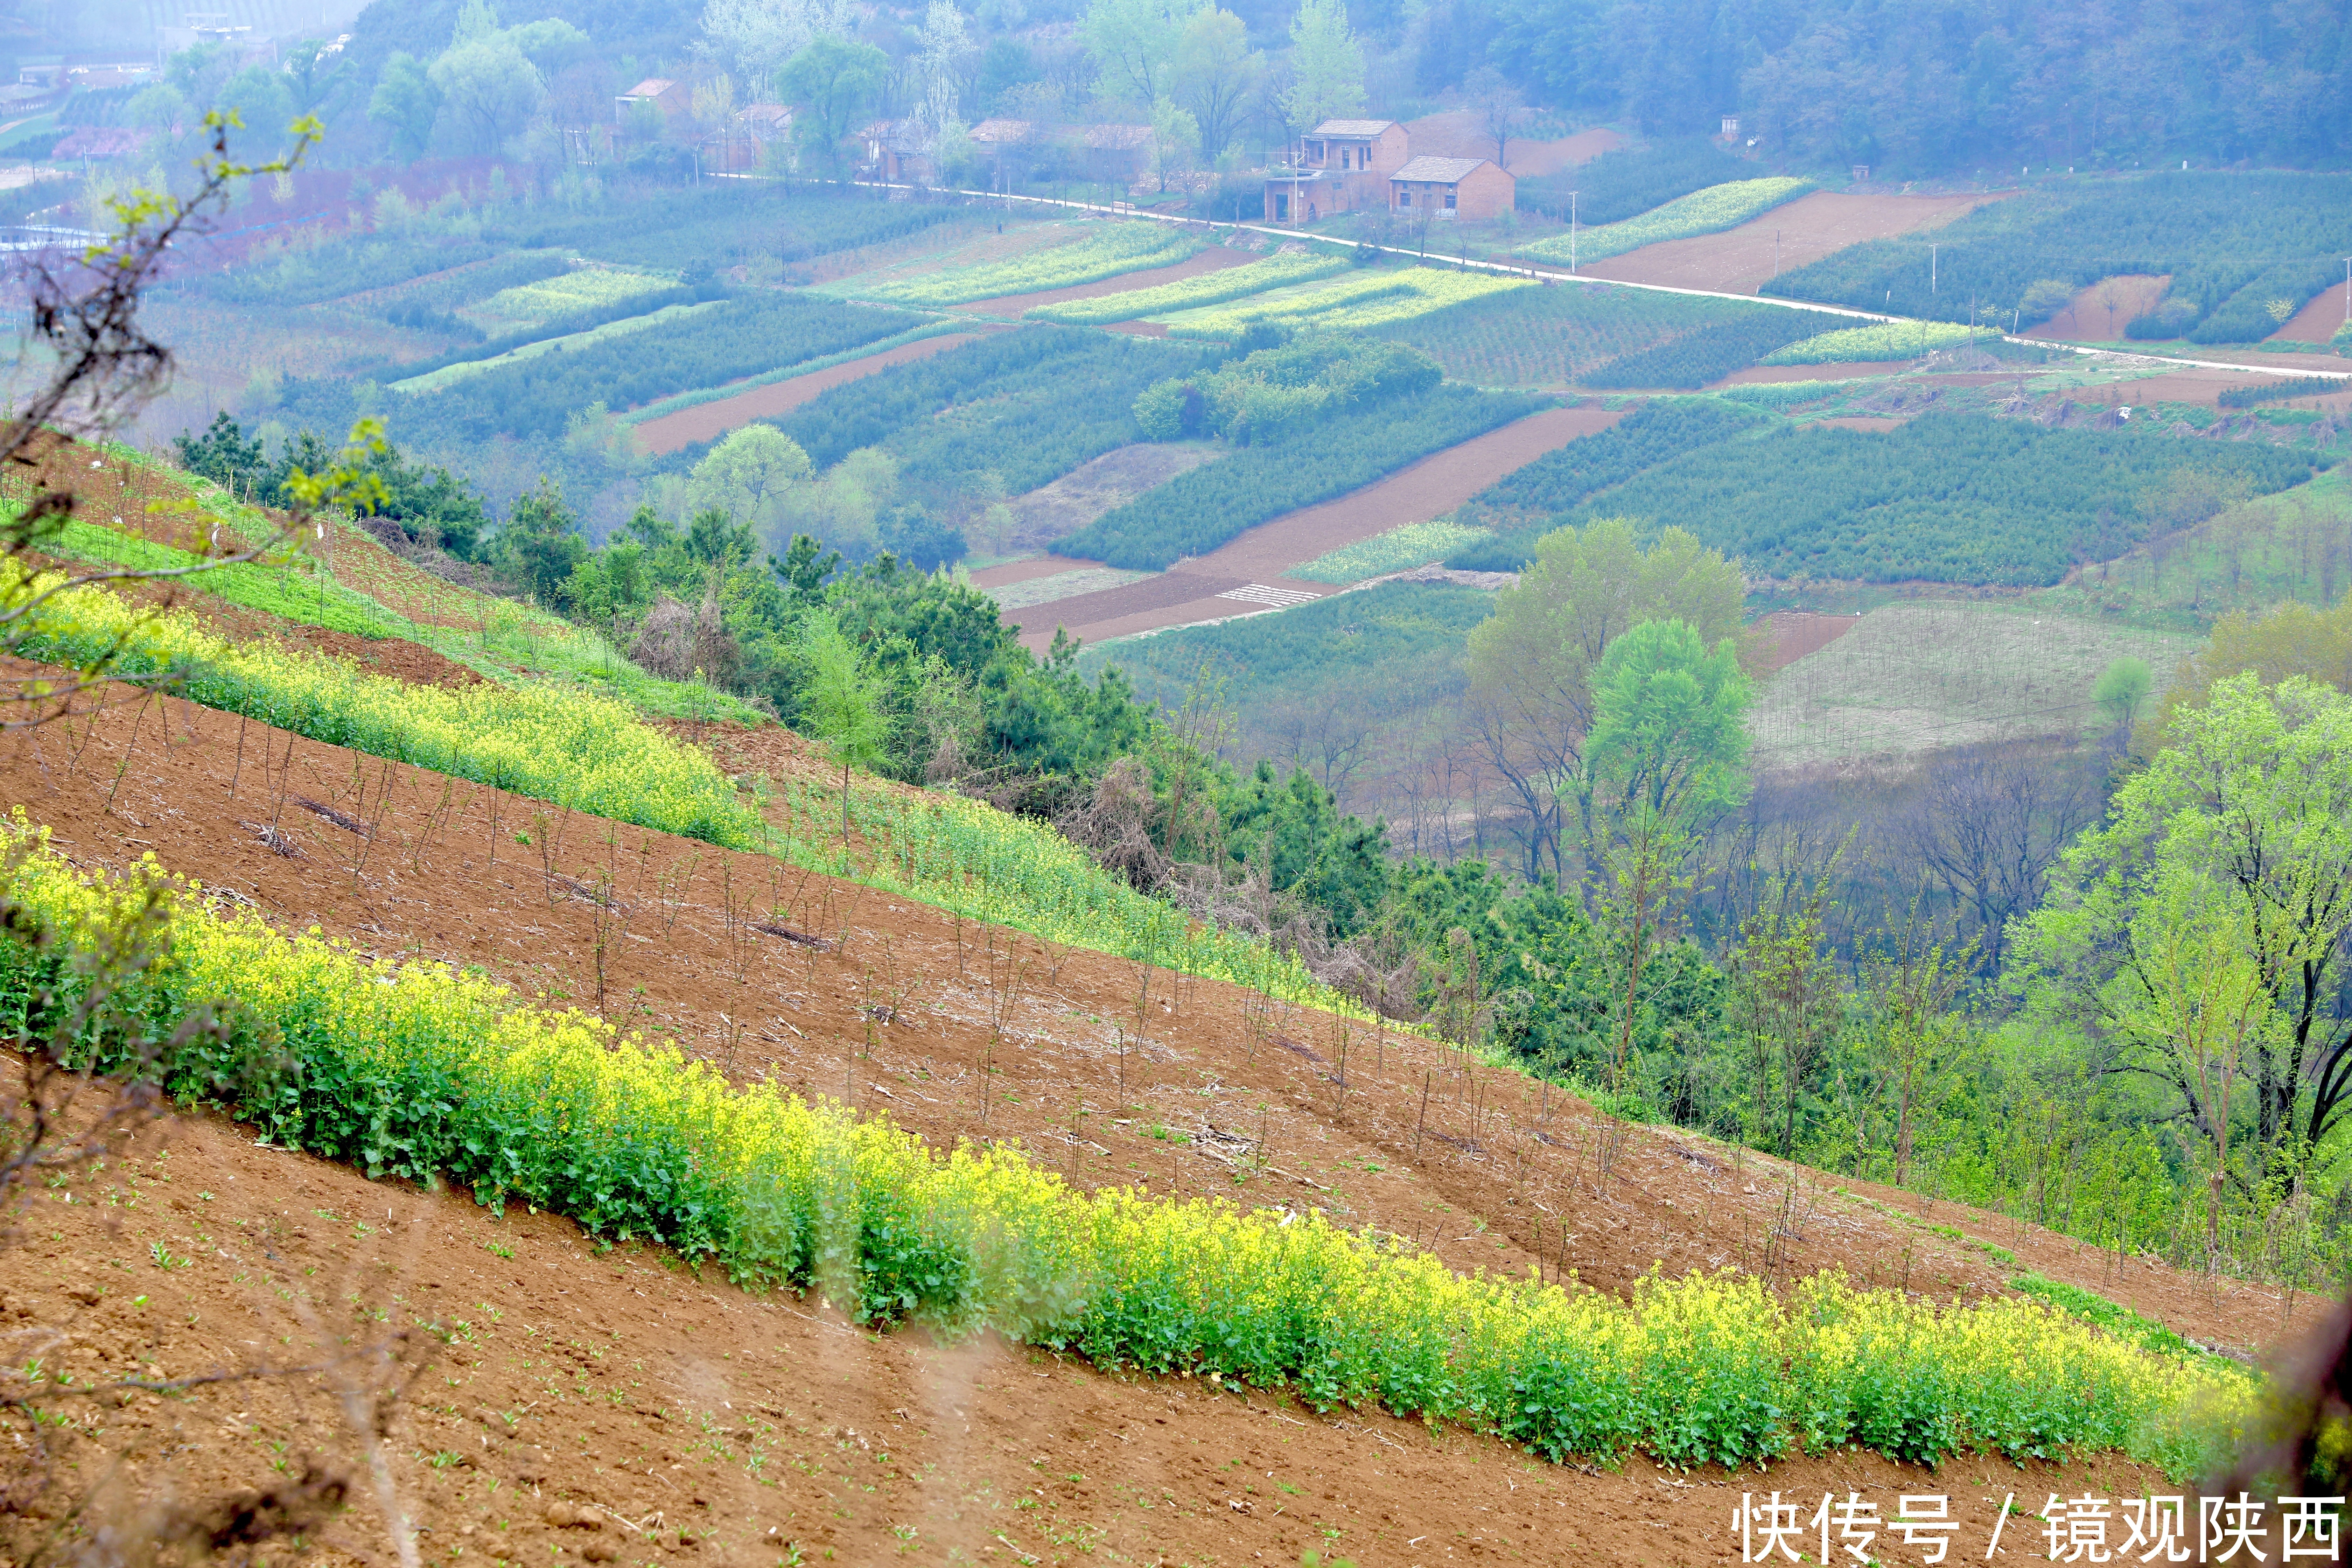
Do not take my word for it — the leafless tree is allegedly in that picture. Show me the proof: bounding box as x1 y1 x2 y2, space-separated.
1 111 384 731
1896 742 2104 967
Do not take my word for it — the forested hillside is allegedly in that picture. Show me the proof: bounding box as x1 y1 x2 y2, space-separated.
1441 0 2352 174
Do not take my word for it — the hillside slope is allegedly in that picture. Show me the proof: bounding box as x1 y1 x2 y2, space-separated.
1 669 2279 1562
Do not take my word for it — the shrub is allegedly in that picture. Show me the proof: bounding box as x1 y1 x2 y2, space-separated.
2218 375 2344 408
2018 278 2077 326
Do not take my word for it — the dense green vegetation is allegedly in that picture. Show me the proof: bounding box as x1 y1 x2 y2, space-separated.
1132 332 1441 443
1581 306 1853 388
198 187 964 310
1447 398 1769 568
380 281 714 386
758 325 1200 495
1091 581 1496 713
2220 375 2345 409
1516 138 1754 225
1765 175 2352 339
1519 178 1813 266
1370 281 1776 388
1559 413 2316 585
1062 385 1551 570
387 293 920 439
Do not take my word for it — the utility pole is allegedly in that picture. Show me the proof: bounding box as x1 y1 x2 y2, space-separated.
1931 242 1938 294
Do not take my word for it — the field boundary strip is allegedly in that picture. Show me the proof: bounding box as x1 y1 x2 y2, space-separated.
715 174 2352 383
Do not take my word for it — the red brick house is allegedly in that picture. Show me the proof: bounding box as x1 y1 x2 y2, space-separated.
1264 118 1412 222
616 78 690 126
1389 155 1513 220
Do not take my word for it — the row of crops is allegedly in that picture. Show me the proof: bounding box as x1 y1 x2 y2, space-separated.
1026 250 1350 325
0 818 2242 1476
1519 177 1815 265
824 220 1201 307
0 557 1335 997
1062 383 1550 569
1766 171 2352 340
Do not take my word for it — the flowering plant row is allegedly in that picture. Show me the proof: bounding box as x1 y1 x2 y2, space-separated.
0 817 2246 1478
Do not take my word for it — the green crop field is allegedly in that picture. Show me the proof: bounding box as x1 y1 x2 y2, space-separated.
1025 250 1350 324
1750 600 2201 768
1580 305 1855 388
830 220 1199 307
1285 520 1491 583
1519 178 1814 265
1762 320 1985 364
1766 172 2352 341
1060 385 1549 569
1153 266 1532 338
1370 282 1783 388
1556 412 2316 585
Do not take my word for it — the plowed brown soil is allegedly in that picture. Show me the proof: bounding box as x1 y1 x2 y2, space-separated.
632 333 996 456
1007 405 1623 651
2272 287 2352 345
0 670 2305 1563
2021 275 2172 342
1581 190 2011 295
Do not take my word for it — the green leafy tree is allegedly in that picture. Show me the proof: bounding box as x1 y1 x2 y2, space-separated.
1081 0 1209 107
1172 8 1261 162
797 606 892 838
1581 618 1754 1142
2093 655 2154 741
429 32 545 153
1148 98 1200 191
495 478 587 604
2013 671 2352 1187
1463 518 1746 880
686 426 814 532
369 52 444 162
1858 891 1976 1188
1280 0 1365 133
780 36 891 175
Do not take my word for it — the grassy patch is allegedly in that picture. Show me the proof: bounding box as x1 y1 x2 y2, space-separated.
1285 521 1490 584
1518 178 1815 265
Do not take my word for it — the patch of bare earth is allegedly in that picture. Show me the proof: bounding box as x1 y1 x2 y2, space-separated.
1010 405 1622 651
2022 274 2172 342
631 332 996 456
981 442 1223 559
1581 189 2013 295
0 669 2297 1562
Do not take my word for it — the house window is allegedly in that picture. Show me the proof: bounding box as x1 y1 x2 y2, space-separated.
1275 192 1289 220
1398 188 1412 206
1444 187 1457 210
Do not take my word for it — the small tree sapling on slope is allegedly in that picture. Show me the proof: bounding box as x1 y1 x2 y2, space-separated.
797 606 891 840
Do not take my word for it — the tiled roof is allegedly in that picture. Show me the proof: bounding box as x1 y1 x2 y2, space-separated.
1392 155 1490 183
621 78 676 98
1312 118 1395 137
